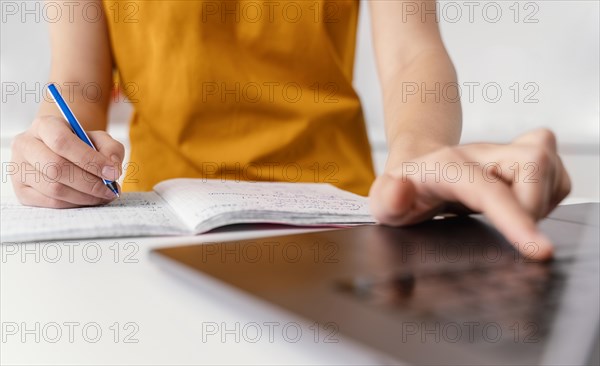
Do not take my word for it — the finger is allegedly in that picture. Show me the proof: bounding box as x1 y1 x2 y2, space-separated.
16 133 119 200
15 184 80 209
465 143 555 220
88 130 125 174
31 117 121 181
369 173 417 225
510 129 562 218
546 154 572 215
515 129 571 216
421 165 554 261
21 163 113 206
513 128 557 152
507 145 554 220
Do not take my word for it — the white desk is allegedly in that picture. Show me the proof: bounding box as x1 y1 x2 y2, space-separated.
1 137 595 364
1 227 393 365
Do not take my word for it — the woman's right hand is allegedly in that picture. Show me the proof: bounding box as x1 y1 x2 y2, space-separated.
11 115 125 208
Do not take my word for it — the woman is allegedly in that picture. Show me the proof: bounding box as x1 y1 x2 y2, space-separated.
11 0 570 260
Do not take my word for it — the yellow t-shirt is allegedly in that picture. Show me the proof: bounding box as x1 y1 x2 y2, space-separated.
102 0 375 195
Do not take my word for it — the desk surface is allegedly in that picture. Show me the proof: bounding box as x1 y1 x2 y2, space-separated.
1 204 596 365
1 225 390 365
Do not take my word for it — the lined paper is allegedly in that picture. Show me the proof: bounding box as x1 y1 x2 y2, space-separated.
2 179 375 243
153 179 374 233
0 192 187 243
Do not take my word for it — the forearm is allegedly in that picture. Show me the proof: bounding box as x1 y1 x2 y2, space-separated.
37 81 110 131
382 48 462 169
38 0 113 131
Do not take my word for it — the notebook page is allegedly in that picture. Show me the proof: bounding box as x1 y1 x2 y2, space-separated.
0 192 188 243
153 178 374 232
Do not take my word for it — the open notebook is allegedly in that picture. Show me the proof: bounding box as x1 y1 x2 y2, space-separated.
1 179 375 242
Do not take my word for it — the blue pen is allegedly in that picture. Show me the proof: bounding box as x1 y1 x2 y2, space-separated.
47 83 120 197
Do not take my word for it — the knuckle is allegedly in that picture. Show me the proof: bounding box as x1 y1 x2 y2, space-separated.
81 150 104 172
443 148 466 166
32 115 62 135
10 133 25 152
106 141 125 160
48 133 70 153
560 174 572 199
30 116 45 130
528 146 551 168
116 142 126 157
101 137 125 160
535 128 557 146
47 183 67 198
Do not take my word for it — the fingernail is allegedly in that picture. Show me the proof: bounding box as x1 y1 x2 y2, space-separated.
110 155 122 175
102 166 118 180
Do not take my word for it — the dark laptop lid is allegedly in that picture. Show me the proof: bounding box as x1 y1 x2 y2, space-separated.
151 203 599 365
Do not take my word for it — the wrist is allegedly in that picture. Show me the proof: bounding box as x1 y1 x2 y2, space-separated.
384 135 449 172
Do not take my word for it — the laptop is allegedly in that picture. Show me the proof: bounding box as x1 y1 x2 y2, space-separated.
151 203 599 365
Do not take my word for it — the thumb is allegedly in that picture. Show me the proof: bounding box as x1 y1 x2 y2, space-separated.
88 131 125 178
369 173 417 226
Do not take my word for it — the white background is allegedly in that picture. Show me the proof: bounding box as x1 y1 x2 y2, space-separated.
1 2 599 364
1 0 599 200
